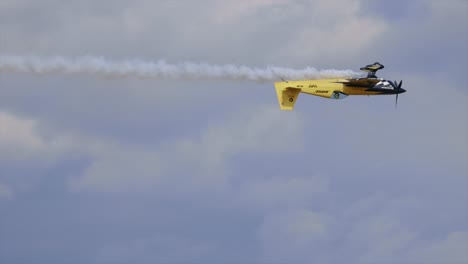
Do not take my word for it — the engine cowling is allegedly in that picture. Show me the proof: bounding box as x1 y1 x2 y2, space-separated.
330 91 348 100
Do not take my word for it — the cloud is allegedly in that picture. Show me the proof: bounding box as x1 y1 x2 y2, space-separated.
407 231 468 263
69 146 167 193
70 105 305 194
0 110 87 195
0 0 467 263
286 0 388 62
0 110 78 160
235 174 329 210
0 0 389 66
209 0 291 24
258 209 331 263
0 111 45 154
347 212 416 263
361 0 468 80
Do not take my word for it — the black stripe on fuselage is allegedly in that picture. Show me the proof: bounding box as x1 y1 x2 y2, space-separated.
366 88 402 94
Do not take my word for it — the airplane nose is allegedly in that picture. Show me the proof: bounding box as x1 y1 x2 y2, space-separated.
399 88 406 93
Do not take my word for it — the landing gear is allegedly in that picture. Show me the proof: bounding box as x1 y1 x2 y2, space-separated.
360 62 384 78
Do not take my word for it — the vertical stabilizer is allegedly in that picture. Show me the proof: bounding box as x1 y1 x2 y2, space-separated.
274 82 301 111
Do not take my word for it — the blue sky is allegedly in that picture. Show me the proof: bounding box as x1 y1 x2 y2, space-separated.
1 0 467 263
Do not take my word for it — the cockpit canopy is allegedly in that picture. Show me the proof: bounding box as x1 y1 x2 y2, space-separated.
375 80 393 89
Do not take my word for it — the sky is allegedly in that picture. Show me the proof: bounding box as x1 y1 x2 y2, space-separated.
0 0 467 263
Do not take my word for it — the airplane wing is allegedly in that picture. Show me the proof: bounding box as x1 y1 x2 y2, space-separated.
338 78 381 88
275 85 301 111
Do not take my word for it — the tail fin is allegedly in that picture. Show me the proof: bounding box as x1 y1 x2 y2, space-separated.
274 82 301 111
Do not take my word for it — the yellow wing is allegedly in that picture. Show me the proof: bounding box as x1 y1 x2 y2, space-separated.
275 83 301 111
340 78 381 88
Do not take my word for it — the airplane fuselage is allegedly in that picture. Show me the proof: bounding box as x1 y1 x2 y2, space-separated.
274 78 406 110
281 78 403 97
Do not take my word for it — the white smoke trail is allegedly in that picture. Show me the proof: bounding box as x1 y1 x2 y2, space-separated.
0 55 361 82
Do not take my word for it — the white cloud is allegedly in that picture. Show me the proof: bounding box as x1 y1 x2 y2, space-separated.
0 0 388 66
70 105 304 194
0 105 303 196
69 146 167 193
235 174 329 210
348 213 416 262
258 209 331 262
0 110 77 161
0 1 467 263
280 0 388 63
0 110 85 195
195 106 304 171
0 111 45 152
209 0 290 24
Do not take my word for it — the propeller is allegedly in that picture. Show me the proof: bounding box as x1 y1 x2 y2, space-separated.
389 80 404 109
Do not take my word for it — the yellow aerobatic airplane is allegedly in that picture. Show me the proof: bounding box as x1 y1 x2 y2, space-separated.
274 62 406 110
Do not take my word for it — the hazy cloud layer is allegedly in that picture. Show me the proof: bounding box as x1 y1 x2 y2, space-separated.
1 0 467 263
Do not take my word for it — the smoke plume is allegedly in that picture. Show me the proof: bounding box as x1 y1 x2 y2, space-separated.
0 55 361 82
